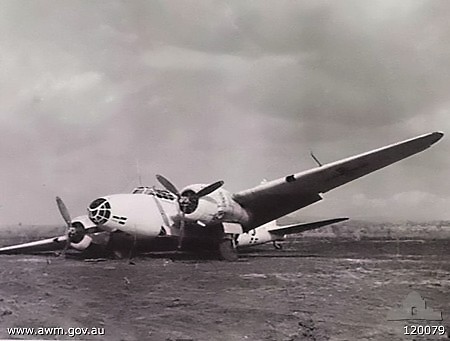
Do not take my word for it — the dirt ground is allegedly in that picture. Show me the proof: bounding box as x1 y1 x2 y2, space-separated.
0 238 449 341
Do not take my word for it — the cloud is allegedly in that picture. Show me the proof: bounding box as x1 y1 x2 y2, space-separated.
0 1 448 224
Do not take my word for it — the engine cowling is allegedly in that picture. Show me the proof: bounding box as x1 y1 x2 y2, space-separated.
179 185 249 226
69 215 96 251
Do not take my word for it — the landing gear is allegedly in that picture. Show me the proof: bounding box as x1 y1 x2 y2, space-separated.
106 231 137 262
127 234 137 265
273 241 283 250
218 237 238 261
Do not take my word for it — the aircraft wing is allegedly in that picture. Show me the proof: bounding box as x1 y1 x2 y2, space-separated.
233 132 443 231
0 235 68 254
268 218 349 236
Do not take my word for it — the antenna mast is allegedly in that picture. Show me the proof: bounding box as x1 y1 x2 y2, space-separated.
310 151 323 167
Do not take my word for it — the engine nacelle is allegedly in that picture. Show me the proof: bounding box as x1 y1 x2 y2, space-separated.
180 185 249 226
69 215 96 251
71 235 93 251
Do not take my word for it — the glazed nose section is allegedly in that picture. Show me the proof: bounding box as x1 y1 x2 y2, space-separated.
88 198 112 225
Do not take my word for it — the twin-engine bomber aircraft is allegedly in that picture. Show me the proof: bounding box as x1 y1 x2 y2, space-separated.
0 132 443 260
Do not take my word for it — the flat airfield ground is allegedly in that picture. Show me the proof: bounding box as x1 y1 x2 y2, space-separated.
0 238 449 341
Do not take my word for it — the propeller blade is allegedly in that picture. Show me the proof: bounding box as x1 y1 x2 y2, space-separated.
196 180 224 198
178 218 185 250
56 196 73 257
60 237 71 257
56 196 72 227
156 174 180 197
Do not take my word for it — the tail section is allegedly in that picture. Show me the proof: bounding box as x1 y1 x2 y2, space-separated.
268 218 349 236
237 217 348 248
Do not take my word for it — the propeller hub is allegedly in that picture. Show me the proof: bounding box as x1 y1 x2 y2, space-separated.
68 227 77 237
68 222 86 244
179 190 199 214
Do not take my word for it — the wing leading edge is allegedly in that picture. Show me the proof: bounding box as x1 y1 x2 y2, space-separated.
234 132 443 231
0 235 67 254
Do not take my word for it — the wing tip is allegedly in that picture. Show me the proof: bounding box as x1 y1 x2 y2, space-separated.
433 131 444 141
334 217 350 223
410 131 443 149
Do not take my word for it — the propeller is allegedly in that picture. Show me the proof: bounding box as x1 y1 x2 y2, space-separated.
155 174 180 197
156 175 224 214
56 196 71 227
155 175 224 249
196 181 225 198
56 196 77 257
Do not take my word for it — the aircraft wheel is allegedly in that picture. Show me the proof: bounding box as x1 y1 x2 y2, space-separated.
273 241 283 250
113 250 127 259
218 238 238 261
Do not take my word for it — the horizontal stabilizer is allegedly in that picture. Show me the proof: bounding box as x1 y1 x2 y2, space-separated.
268 218 348 236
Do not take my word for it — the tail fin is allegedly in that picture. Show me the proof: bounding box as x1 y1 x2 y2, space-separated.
268 218 348 236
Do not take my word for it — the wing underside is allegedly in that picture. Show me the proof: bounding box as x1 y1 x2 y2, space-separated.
234 132 443 231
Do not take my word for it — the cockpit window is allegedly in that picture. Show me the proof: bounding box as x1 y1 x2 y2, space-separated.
131 186 176 201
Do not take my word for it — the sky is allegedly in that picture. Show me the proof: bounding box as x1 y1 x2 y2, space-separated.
0 0 449 224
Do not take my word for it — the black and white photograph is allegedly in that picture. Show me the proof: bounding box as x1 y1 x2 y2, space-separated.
0 1 449 340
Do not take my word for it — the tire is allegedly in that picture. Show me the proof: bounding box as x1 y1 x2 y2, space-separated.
218 239 238 261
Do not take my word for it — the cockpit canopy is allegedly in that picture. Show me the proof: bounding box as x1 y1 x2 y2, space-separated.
131 186 177 201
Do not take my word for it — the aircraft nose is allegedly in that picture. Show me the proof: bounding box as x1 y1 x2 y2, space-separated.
87 198 112 225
